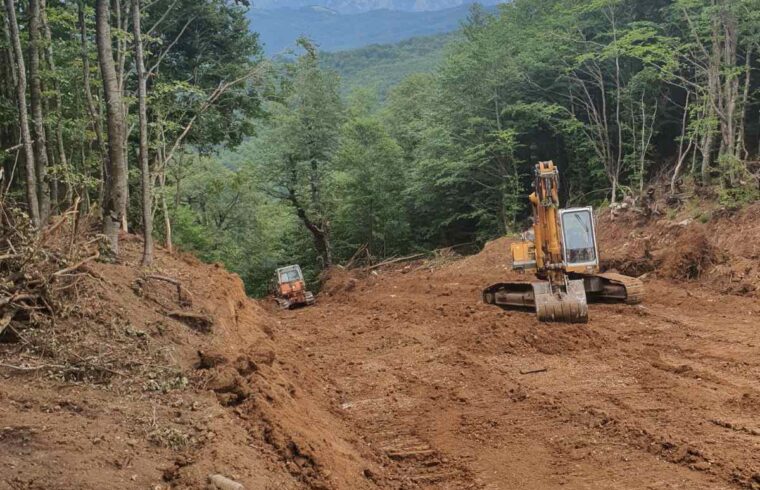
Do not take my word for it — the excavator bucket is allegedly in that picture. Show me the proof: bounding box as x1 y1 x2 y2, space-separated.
532 280 588 323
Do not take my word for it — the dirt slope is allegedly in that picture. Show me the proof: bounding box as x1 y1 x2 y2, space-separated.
599 202 760 297
0 236 379 490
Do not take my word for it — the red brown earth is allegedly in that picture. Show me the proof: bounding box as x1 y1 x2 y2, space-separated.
1 204 759 489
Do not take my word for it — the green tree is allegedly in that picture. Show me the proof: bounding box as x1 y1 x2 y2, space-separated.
256 39 343 269
333 91 410 258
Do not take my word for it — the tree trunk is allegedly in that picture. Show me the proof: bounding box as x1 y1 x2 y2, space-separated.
79 0 108 206
736 43 753 159
700 120 715 185
116 0 130 230
159 171 173 254
41 0 67 213
718 5 739 162
28 0 51 223
132 0 153 266
4 0 40 226
671 95 693 195
95 0 127 255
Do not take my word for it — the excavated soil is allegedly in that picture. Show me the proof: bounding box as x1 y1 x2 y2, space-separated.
2 205 760 489
276 234 760 489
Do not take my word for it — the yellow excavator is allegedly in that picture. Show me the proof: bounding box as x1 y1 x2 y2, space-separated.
482 161 644 323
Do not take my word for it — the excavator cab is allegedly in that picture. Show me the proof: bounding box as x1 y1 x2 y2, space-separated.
274 265 316 309
560 207 599 270
511 207 599 273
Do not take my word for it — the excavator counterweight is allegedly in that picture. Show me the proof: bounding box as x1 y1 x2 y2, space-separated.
483 161 643 323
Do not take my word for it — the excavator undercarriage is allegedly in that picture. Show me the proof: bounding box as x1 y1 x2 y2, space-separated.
483 272 643 323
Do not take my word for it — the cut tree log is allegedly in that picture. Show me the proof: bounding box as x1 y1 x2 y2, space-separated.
367 253 426 271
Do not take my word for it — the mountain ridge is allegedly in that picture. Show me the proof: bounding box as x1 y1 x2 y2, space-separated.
321 32 456 97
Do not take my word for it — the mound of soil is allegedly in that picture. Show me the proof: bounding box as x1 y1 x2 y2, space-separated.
598 202 760 296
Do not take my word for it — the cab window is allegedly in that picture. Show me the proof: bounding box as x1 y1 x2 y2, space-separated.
279 270 301 283
562 210 597 264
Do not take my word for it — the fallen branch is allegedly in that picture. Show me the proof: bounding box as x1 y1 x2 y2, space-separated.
52 251 100 278
0 293 38 308
0 310 13 336
367 253 426 271
41 197 81 244
519 367 548 375
345 243 368 269
1 143 25 153
0 362 68 372
144 275 193 306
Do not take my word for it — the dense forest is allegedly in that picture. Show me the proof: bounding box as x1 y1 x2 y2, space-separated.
1 0 758 295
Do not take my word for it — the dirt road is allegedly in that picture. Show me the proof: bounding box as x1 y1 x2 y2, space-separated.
277 239 760 489
2 216 759 489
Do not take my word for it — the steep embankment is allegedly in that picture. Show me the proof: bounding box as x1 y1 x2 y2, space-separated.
599 202 760 297
0 225 380 489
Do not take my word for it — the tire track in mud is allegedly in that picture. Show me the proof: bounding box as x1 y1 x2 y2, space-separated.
329 345 484 488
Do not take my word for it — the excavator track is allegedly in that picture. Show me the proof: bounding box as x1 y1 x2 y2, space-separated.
589 272 645 305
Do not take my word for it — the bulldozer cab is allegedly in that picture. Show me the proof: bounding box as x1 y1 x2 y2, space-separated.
560 207 599 271
277 265 304 287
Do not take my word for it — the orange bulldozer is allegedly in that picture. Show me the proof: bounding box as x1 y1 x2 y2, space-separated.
273 265 316 309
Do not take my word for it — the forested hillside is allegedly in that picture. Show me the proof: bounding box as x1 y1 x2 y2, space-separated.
248 4 485 55
0 0 758 297
321 33 455 97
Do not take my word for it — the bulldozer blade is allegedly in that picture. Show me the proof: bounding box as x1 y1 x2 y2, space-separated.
533 280 588 323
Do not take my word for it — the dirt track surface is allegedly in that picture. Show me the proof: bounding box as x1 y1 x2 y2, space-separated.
278 238 760 489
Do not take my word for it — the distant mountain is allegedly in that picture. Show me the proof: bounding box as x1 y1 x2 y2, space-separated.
251 0 503 14
322 32 456 98
249 4 498 55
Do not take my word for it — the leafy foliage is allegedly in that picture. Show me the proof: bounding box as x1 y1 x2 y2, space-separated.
1 0 758 296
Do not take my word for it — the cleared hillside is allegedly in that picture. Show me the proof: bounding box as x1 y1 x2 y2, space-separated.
3 197 759 488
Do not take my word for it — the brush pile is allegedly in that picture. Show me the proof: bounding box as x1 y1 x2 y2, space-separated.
0 200 102 336
0 200 123 381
